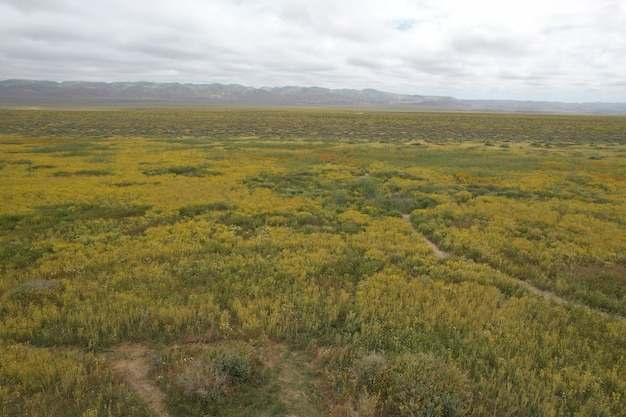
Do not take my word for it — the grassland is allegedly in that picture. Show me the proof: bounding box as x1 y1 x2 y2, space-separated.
0 108 625 417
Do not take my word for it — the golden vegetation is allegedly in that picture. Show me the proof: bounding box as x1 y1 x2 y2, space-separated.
0 108 625 416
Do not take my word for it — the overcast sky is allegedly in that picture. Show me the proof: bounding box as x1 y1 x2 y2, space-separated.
1 0 625 102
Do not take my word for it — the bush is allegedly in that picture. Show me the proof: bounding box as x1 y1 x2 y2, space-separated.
207 347 251 382
350 353 472 417
178 201 231 217
176 345 251 402
381 353 472 417
177 358 230 401
353 353 387 393
454 191 472 205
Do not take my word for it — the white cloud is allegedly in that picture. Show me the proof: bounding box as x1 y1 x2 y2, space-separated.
0 0 624 101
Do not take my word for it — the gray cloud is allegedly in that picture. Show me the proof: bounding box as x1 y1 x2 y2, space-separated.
2 0 77 13
451 29 531 58
0 0 624 102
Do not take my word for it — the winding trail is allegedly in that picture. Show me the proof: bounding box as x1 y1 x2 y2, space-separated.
402 214 449 259
111 344 171 417
402 212 570 303
401 213 625 321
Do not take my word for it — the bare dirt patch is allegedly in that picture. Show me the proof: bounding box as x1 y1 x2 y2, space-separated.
110 344 171 417
257 343 323 417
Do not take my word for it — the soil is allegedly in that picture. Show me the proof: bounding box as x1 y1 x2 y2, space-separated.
257 343 323 417
111 344 171 417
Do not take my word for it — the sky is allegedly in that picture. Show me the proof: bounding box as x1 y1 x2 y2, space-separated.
1 0 625 102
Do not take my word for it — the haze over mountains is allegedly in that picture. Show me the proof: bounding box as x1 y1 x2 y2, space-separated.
1 80 625 114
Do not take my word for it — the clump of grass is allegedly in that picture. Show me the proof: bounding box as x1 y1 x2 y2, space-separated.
0 241 53 269
29 141 93 156
178 202 231 218
370 170 421 180
0 213 26 231
348 352 472 417
9 279 57 295
353 352 387 392
381 353 472 417
13 159 32 164
141 165 221 177
6 279 61 306
243 171 323 197
111 181 145 187
176 345 252 403
36 203 152 222
28 164 56 170
52 169 112 177
177 358 231 402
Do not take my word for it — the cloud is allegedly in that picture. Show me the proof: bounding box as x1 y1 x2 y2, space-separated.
0 0 624 101
1 0 77 13
451 28 532 58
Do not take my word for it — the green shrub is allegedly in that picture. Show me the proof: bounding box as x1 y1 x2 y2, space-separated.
7 280 61 306
353 353 387 393
176 345 251 403
454 190 472 205
207 347 251 382
142 165 221 177
178 201 231 217
386 353 471 417
177 358 231 402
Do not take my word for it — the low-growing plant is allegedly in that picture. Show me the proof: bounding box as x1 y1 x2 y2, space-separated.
353 352 387 393
7 279 60 305
141 165 221 177
179 201 231 217
0 109 625 417
378 353 471 417
177 357 232 402
176 345 252 403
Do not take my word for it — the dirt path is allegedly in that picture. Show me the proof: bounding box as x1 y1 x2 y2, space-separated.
111 344 171 417
483 268 624 321
402 214 449 259
402 212 570 302
401 213 625 321
258 344 322 417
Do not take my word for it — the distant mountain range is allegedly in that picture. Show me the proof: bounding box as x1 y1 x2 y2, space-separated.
1 79 625 114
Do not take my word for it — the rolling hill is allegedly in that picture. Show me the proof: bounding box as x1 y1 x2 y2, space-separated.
1 79 625 114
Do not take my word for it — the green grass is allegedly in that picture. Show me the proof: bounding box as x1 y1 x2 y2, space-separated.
0 108 625 417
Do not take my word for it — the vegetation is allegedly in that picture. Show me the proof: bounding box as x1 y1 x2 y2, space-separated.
0 108 625 416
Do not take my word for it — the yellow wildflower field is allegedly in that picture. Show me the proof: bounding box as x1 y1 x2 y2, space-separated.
0 108 624 416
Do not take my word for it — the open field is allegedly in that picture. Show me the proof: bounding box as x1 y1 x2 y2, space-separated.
1 108 625 416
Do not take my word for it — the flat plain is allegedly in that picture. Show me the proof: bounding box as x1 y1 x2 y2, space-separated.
1 108 625 417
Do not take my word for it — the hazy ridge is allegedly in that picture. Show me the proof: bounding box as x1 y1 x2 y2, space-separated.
1 79 625 114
